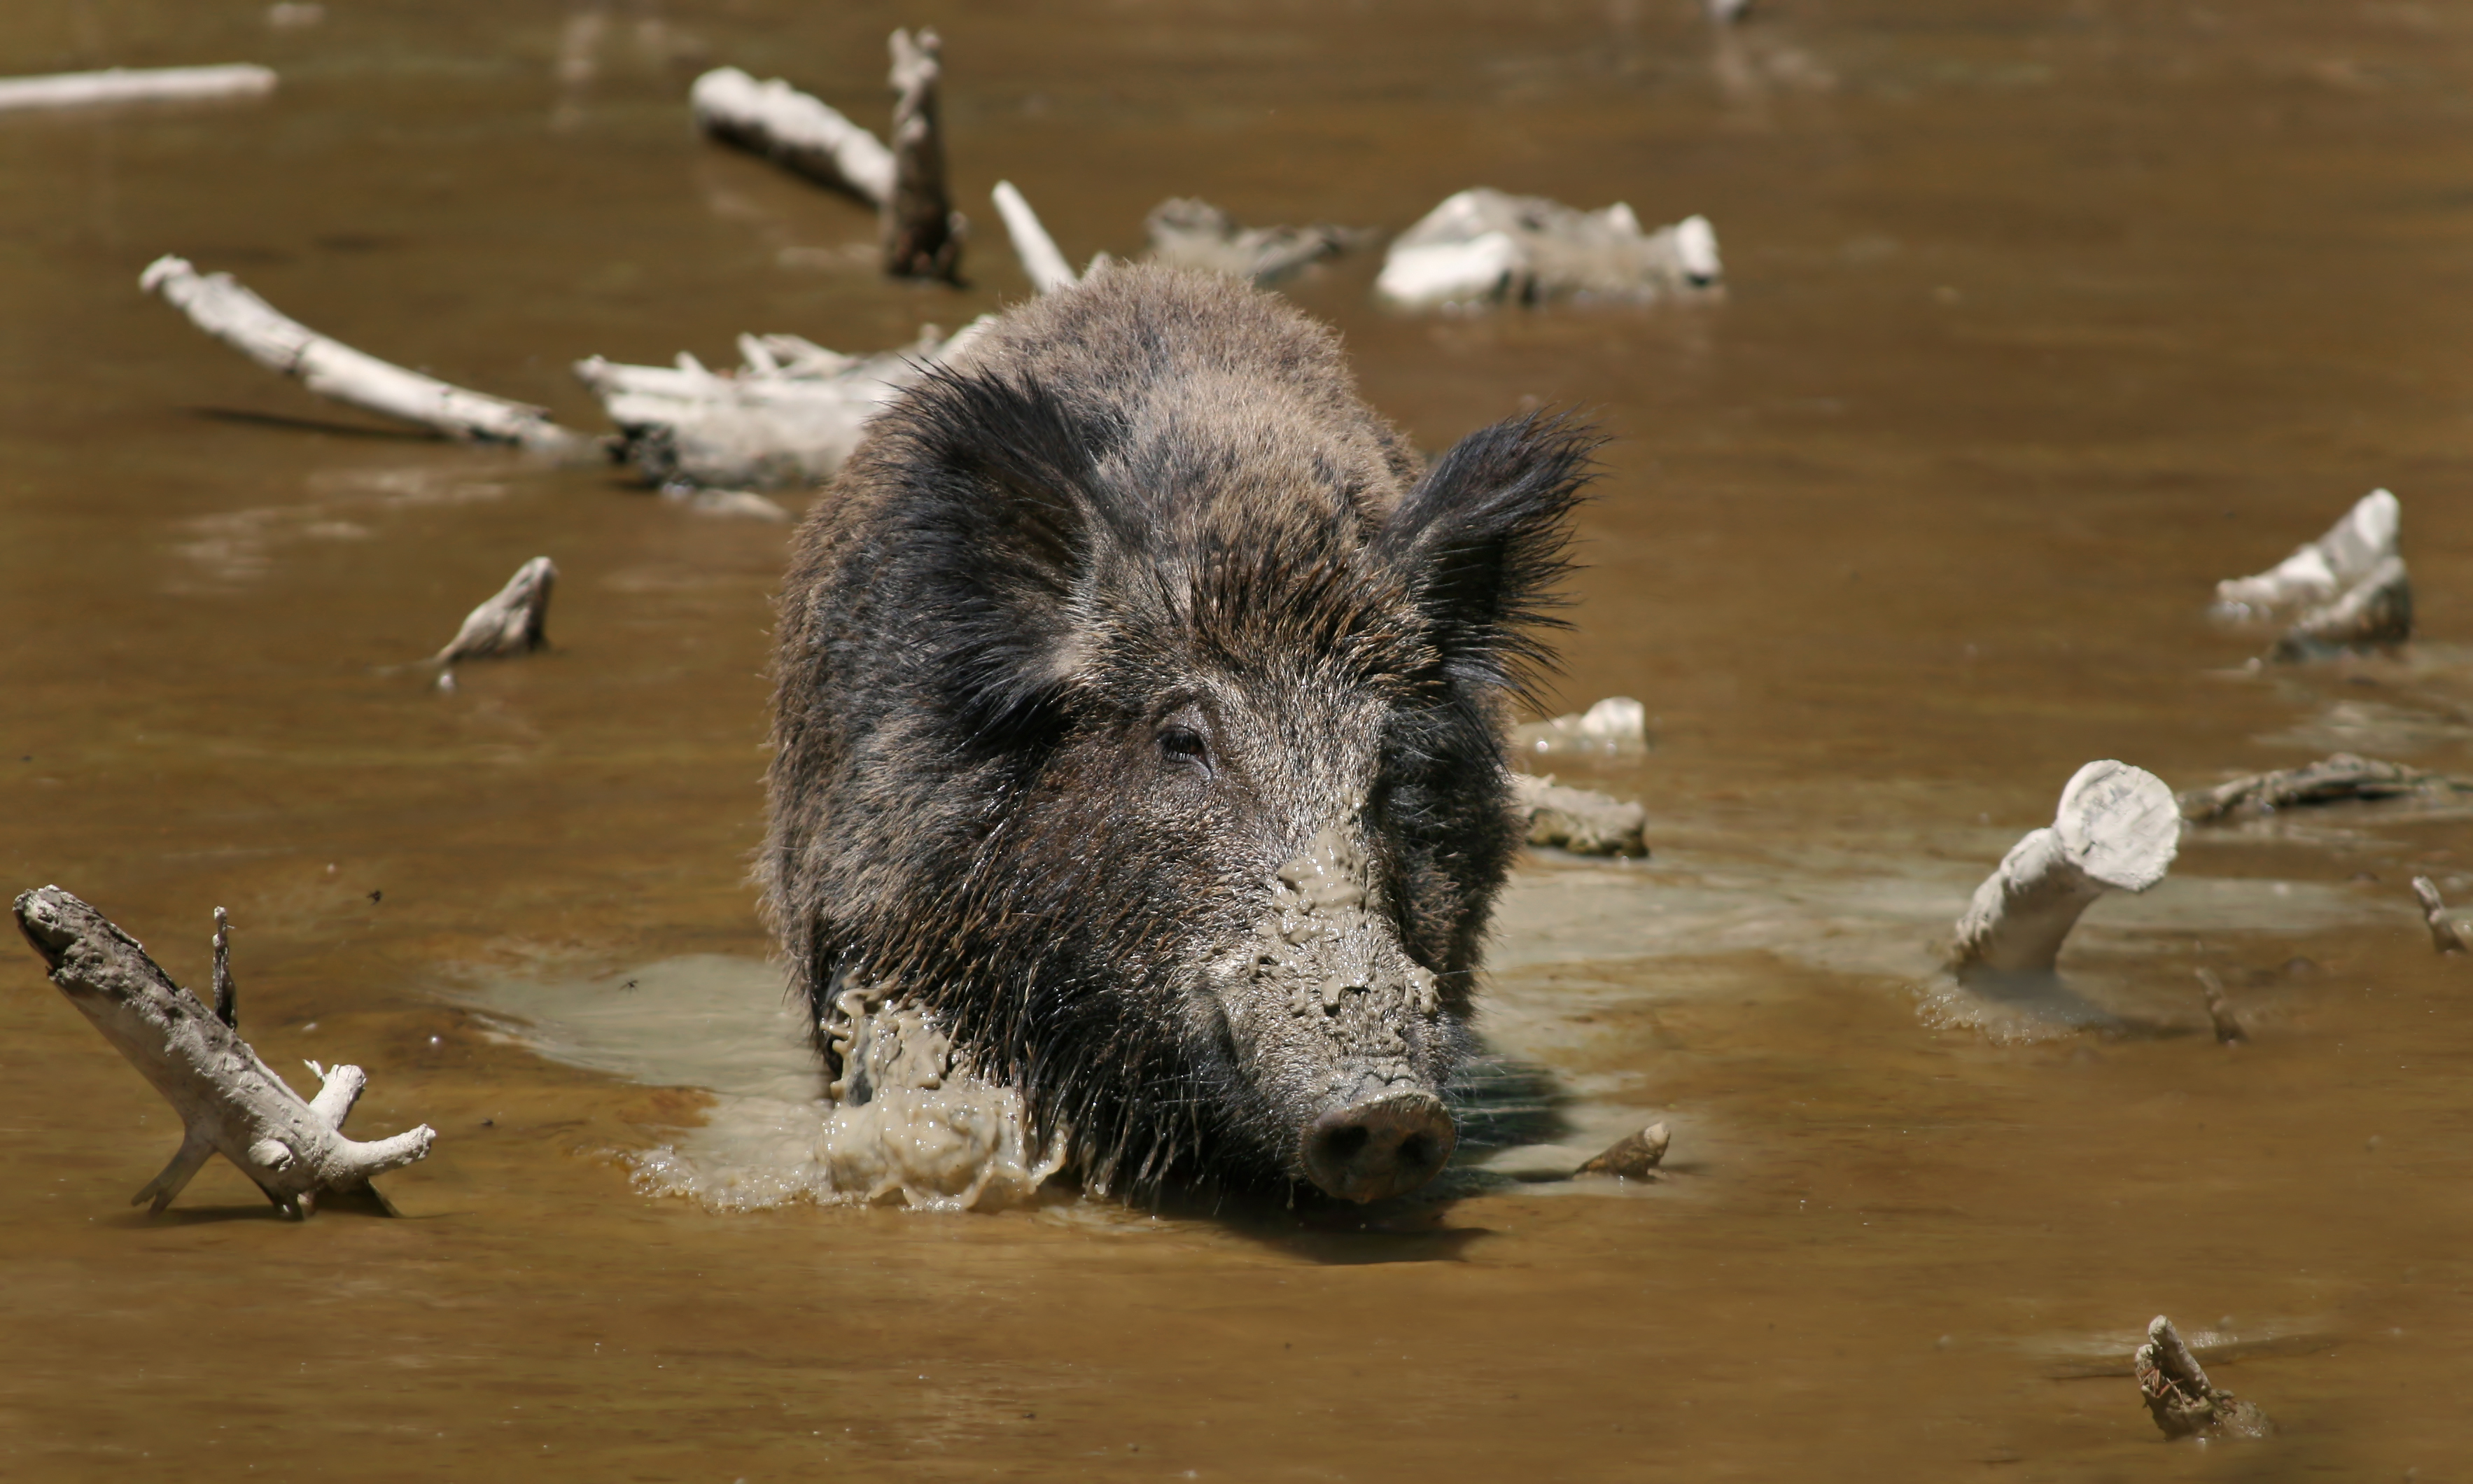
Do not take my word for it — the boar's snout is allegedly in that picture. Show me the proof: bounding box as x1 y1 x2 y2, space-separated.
1301 1090 1455 1203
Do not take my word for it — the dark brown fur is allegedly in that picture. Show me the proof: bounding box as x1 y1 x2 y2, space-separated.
764 264 1593 1198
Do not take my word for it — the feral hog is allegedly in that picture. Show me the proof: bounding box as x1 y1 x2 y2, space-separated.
765 264 1594 1203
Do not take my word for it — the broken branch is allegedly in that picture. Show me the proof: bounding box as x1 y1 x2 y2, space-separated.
0 64 276 112
1513 775 1648 858
1952 761 2180 975
1576 1121 1670 1179
2194 968 2246 1044
437 556 556 664
992 181 1079 294
2214 489 2413 659
2178 752 2468 822
2411 876 2467 955
11 888 434 1219
689 66 895 206
140 255 594 454
2133 1316 2274 1440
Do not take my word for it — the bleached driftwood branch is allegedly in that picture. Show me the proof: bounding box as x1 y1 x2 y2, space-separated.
1513 775 1648 858
2411 876 2467 955
2134 1316 2274 1440
575 323 989 490
1952 761 2179 975
883 29 962 281
1375 189 1722 310
689 66 895 205
0 64 275 113
2213 489 2411 659
11 888 434 1219
1144 199 1371 285
437 556 556 663
140 255 594 454
993 181 1080 293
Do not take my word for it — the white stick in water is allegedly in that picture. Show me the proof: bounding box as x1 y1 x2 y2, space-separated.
2213 488 2411 657
139 255 591 454
12 888 435 1219
689 66 895 206
437 556 556 664
0 64 276 112
992 181 1080 294
1952 761 2180 975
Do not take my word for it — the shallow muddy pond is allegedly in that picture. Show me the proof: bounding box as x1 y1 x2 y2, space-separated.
7 0 2473 1478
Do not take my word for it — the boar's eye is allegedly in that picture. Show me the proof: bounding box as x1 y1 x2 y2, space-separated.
1156 718 1212 776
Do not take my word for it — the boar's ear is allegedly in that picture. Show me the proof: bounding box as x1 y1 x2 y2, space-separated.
1371 410 1599 703
882 365 1126 741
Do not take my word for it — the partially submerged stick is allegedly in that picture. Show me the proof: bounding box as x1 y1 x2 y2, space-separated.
2194 968 2246 1044
437 556 556 664
1576 1122 1670 1179
12 888 434 1219
992 181 1080 294
2178 752 2469 822
2133 1316 2274 1440
1375 188 1722 310
1144 199 1371 285
2411 877 2467 955
1952 761 2180 975
2214 489 2412 659
0 64 275 112
883 29 962 281
1511 696 1648 760
689 66 895 205
140 255 594 454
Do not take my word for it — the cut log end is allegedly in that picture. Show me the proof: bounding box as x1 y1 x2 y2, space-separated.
1952 762 2179 976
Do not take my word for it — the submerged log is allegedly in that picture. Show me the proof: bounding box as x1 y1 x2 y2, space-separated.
2411 877 2467 955
2134 1316 2275 1441
437 556 556 664
2213 489 2411 659
11 888 434 1219
2178 752 2469 822
0 64 276 112
1513 775 1648 858
1952 761 2179 975
140 255 595 454
1375 188 1721 310
883 29 962 282
1144 198 1372 285
689 66 895 205
575 323 989 490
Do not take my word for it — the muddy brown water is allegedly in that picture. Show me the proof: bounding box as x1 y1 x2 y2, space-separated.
7 0 2473 1477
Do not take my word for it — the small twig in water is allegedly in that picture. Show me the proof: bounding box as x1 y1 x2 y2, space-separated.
2194 968 2246 1044
2411 876 2467 955
436 556 556 664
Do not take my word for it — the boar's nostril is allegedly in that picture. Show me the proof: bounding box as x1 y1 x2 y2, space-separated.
1301 1093 1455 1203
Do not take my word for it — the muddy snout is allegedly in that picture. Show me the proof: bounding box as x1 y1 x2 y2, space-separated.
1301 1090 1455 1203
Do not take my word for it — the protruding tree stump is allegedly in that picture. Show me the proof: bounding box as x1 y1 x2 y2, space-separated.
12 888 434 1219
1952 761 2180 975
883 29 962 282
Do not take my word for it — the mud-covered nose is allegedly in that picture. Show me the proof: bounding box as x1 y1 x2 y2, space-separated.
1301 1093 1456 1203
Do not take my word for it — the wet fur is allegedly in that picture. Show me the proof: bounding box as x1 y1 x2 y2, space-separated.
765 265 1595 1198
